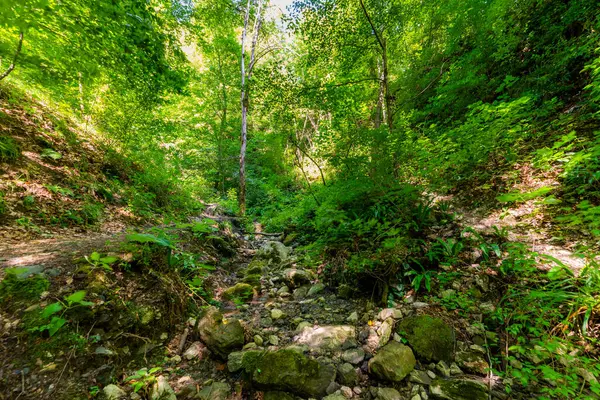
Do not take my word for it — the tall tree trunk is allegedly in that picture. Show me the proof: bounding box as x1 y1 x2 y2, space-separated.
239 0 251 215
0 31 24 81
239 0 263 215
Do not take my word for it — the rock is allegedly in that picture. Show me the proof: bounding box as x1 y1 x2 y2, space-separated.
450 363 463 375
295 325 355 352
323 394 346 400
368 341 416 382
409 370 432 385
455 351 489 375
293 285 310 299
296 321 312 332
251 348 336 398
271 309 285 320
282 268 312 288
378 308 403 320
95 347 115 356
412 301 429 309
374 387 402 400
103 384 126 400
257 241 292 264
397 316 455 362
150 376 176 400
278 286 290 294
436 361 451 377
342 348 365 364
227 350 263 373
327 381 342 394
479 302 495 313
264 392 295 400
268 335 279 345
307 283 325 297
377 318 394 346
474 275 489 292
347 311 359 323
244 342 257 350
337 284 354 299
197 382 231 400
197 306 244 359
341 386 354 398
222 283 254 302
254 335 264 346
337 363 358 386
429 378 488 400
183 341 205 360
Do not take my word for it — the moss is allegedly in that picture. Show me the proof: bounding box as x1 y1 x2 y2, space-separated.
242 274 261 289
0 273 49 311
246 259 268 275
430 378 488 400
397 315 455 362
222 283 254 302
252 348 335 398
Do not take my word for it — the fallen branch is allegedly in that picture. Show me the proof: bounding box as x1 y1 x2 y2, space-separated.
0 31 24 81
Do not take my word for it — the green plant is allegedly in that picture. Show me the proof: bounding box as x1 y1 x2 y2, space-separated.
40 148 62 160
85 252 119 271
126 367 162 395
404 260 435 292
29 290 94 336
88 386 100 397
0 135 20 162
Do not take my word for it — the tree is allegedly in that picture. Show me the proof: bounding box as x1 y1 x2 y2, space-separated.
239 0 266 215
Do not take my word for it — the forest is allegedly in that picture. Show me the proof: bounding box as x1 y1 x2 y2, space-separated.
0 0 599 399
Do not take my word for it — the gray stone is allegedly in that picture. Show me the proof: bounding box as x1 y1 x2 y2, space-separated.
337 363 358 386
282 268 312 288
293 285 310 299
450 363 463 375
251 348 336 398
378 318 394 346
150 376 176 400
103 384 126 400
455 351 489 375
378 308 403 320
183 342 205 360
436 361 451 377
307 283 325 297
342 348 365 364
197 307 244 359
271 309 285 320
375 387 402 400
409 370 432 385
295 325 355 352
429 378 488 400
347 311 359 323
368 341 416 382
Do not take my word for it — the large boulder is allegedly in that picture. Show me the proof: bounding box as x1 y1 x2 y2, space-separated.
197 306 244 359
102 385 126 400
397 315 454 362
295 325 355 352
430 378 488 400
264 392 295 400
251 348 336 398
282 268 313 288
257 241 291 264
368 341 416 382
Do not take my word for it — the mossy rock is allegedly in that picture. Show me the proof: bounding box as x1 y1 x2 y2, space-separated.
241 274 262 289
251 348 335 398
197 306 244 359
222 283 254 302
397 315 455 362
368 341 416 382
228 350 264 373
430 378 488 400
246 259 268 275
283 232 298 246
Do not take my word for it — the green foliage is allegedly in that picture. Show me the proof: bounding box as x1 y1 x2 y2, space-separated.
126 367 162 394
0 135 19 162
29 290 93 336
0 269 49 309
85 252 118 272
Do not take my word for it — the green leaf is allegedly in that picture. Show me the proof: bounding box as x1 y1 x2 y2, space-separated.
42 302 63 318
90 252 101 261
65 290 87 305
48 317 67 336
100 256 118 264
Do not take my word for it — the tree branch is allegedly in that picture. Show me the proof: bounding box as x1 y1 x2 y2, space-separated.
0 32 24 81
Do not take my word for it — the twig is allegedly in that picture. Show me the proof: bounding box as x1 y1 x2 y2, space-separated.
177 328 189 355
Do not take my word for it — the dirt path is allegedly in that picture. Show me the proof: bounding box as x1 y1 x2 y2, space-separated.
0 232 126 280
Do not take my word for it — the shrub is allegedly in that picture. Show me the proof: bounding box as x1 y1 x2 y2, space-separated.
0 135 20 162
